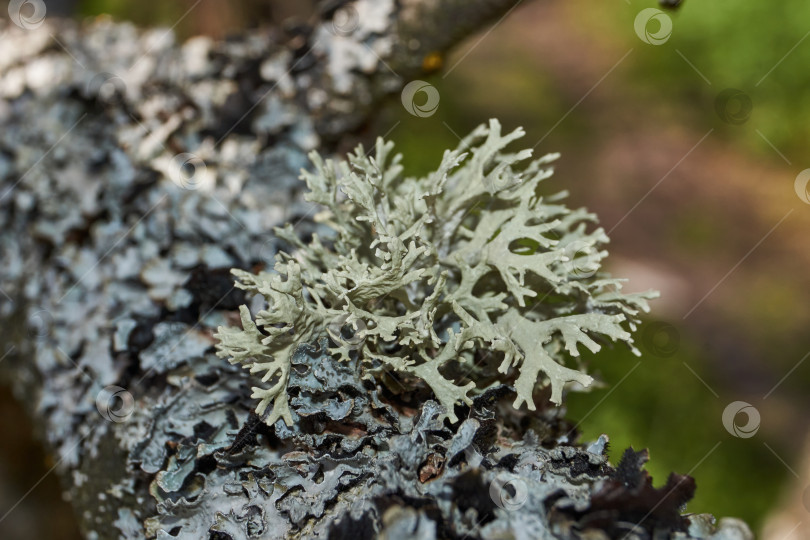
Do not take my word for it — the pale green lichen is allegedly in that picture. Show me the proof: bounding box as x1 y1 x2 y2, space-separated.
215 119 656 426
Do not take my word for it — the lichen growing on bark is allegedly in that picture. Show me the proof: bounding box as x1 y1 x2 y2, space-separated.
215 119 657 427
0 6 754 538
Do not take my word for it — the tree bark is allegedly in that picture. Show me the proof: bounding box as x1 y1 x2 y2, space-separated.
0 1 752 539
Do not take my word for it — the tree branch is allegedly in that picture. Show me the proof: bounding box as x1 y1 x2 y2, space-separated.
0 1 536 537
0 1 750 538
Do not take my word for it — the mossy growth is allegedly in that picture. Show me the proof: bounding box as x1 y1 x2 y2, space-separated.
215 119 656 427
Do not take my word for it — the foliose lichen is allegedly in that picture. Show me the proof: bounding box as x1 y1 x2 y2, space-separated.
215 119 657 427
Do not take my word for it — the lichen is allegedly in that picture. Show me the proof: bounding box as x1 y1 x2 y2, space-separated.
215 119 657 427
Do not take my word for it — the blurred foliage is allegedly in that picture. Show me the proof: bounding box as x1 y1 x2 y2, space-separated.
605 1 810 160
79 0 186 27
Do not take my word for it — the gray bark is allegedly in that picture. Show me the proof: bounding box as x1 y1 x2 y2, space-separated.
0 1 752 539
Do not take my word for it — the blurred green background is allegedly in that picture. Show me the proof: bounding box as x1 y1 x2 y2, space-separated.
2 1 809 538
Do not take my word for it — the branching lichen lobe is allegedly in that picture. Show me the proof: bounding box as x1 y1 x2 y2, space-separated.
215 119 658 427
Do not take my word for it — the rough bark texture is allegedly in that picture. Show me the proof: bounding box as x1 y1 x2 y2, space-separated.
0 1 753 539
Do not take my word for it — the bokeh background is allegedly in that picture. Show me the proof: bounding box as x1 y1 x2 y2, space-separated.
1 1 809 538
